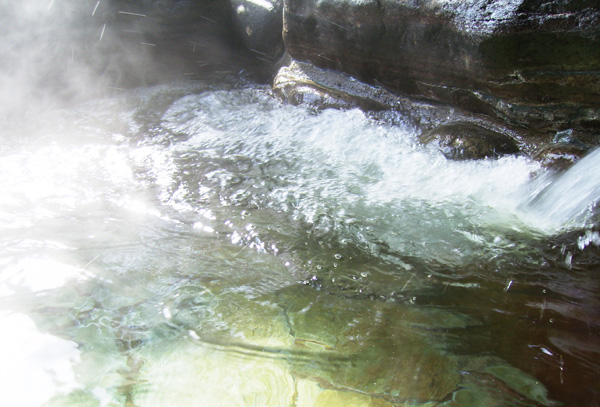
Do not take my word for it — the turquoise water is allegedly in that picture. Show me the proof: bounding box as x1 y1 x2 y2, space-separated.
1 79 598 406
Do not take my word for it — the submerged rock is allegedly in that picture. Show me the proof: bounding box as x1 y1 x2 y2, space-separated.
420 122 521 160
125 283 556 406
282 0 600 141
279 285 462 402
24 263 557 407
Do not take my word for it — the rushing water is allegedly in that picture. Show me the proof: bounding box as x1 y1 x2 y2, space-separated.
1 78 599 407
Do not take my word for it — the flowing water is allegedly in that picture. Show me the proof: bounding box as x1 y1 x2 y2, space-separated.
1 78 599 407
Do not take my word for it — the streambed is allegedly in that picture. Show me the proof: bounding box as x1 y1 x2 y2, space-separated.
1 78 598 406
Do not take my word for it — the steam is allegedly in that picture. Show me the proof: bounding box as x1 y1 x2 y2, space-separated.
0 0 104 116
0 0 248 119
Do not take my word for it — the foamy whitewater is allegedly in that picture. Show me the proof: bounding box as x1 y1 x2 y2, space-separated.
1 81 598 407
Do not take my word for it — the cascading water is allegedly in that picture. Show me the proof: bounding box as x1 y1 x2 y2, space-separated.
522 148 600 232
1 80 599 407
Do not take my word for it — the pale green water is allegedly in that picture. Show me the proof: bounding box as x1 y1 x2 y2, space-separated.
1 79 599 406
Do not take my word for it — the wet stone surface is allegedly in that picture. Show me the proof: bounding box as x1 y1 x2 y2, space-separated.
273 61 536 161
282 0 600 141
419 122 522 160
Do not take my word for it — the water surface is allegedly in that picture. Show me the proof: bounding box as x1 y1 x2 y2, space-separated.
1 78 599 406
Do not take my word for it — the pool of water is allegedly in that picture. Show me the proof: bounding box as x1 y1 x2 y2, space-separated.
1 78 599 406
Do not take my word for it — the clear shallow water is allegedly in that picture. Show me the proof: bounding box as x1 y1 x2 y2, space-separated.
1 79 599 406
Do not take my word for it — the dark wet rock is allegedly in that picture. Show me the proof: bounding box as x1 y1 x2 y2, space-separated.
1 0 274 113
273 61 390 111
420 122 522 160
533 129 591 169
93 0 253 85
230 0 286 64
282 0 600 141
273 61 528 144
534 143 589 170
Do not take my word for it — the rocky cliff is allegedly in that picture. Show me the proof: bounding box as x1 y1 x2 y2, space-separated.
4 0 598 161
277 0 600 160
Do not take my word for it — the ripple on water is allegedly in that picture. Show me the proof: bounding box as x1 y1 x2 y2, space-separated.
0 81 597 406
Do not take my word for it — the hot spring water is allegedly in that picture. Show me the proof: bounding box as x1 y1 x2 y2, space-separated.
1 80 598 406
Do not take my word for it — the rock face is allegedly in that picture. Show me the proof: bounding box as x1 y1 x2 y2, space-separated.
282 0 600 140
4 0 598 156
230 0 286 64
1 0 279 114
274 61 531 159
90 0 254 85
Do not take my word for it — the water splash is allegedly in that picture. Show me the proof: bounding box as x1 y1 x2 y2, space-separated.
1 82 597 407
522 148 600 232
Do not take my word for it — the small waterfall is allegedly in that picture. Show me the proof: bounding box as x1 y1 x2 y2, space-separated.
524 148 600 231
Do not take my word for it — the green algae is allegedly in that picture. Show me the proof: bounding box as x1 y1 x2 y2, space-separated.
278 284 461 401
485 364 552 406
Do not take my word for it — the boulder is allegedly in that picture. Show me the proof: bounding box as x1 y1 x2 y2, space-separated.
533 128 590 170
420 121 522 160
273 61 392 111
282 0 600 141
